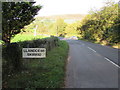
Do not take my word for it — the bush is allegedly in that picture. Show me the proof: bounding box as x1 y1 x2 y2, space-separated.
17 36 59 50
2 43 22 83
3 40 69 88
2 36 59 83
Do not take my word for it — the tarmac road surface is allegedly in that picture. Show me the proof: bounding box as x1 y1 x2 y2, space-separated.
65 39 119 88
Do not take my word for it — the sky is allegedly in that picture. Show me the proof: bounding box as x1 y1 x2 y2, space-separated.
34 0 118 16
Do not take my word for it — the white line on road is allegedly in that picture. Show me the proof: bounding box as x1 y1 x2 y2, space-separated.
88 47 96 52
104 57 120 68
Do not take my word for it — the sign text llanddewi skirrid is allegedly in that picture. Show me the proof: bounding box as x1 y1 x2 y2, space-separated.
22 48 46 58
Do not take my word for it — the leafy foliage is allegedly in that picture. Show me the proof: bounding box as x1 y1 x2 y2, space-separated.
2 2 42 44
3 40 69 88
77 2 119 45
65 22 81 37
54 18 67 36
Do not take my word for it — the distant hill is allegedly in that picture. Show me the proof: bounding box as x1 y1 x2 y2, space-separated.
36 14 86 20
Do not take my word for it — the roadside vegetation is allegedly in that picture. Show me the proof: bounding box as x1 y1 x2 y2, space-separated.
77 2 119 48
3 40 69 88
2 2 69 88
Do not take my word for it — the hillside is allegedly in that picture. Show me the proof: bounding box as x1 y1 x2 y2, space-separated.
35 14 86 20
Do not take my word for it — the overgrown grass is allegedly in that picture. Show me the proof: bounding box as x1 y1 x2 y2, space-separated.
5 40 69 88
78 38 120 49
11 33 47 42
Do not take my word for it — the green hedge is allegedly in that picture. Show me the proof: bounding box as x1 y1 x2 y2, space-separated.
2 36 59 82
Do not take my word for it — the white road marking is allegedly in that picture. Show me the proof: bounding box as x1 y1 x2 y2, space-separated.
104 57 120 68
88 47 96 52
87 46 119 68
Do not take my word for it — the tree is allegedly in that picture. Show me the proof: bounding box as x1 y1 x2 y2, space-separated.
37 22 48 34
65 22 80 37
77 1 119 44
54 18 66 36
2 2 42 44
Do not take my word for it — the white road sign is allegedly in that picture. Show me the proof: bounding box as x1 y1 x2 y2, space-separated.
22 48 46 58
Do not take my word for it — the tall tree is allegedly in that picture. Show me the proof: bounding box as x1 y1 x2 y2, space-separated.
2 2 42 44
54 18 66 36
78 1 119 44
65 22 80 37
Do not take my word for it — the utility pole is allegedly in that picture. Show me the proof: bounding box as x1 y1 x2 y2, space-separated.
34 25 38 36
56 26 58 36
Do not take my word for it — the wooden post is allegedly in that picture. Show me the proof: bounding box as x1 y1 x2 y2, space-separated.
34 25 38 36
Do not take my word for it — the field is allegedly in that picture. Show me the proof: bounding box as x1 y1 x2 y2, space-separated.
11 33 47 42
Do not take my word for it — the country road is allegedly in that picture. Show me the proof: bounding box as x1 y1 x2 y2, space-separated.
65 39 119 88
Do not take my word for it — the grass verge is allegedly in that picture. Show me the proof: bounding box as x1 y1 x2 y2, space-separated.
4 40 69 88
78 38 120 49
